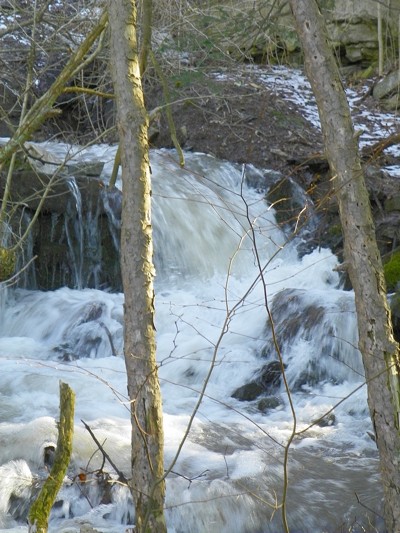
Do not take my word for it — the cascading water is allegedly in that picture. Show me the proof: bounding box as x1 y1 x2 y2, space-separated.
0 147 383 533
64 177 84 289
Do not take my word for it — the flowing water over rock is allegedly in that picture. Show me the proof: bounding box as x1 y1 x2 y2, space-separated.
0 147 383 532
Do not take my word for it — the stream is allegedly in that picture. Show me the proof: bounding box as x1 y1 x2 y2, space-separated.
0 145 385 532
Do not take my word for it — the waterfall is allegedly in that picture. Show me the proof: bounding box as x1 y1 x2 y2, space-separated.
150 150 285 281
0 147 383 533
64 177 84 289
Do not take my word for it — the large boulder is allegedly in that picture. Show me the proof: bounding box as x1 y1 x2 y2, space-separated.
372 70 400 109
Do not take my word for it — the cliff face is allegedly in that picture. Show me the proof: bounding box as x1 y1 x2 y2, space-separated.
323 0 400 64
211 0 400 66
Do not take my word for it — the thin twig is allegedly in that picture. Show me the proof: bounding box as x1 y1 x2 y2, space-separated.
81 419 128 484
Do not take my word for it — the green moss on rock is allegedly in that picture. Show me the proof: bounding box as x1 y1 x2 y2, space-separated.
384 251 400 291
0 246 16 281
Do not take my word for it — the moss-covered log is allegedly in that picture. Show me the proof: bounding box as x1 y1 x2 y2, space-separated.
28 382 75 532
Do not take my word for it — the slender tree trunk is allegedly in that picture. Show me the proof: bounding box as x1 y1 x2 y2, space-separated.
289 1 400 530
107 2 167 532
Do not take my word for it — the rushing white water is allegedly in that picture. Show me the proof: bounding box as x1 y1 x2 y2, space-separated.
0 147 383 533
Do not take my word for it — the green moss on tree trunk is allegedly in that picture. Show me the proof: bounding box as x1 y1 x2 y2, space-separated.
28 382 75 532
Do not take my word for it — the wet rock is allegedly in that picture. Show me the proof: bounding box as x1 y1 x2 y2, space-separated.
80 303 105 323
259 361 284 388
232 381 264 401
260 288 363 388
80 526 102 533
1 160 105 216
257 396 282 412
315 412 336 428
266 177 317 239
245 166 283 191
67 161 105 178
232 361 285 401
43 445 56 468
265 292 326 347
1 145 122 291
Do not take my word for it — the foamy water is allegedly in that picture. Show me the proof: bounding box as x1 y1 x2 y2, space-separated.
0 144 383 532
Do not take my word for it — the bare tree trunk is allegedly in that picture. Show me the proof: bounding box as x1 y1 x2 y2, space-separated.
107 2 167 532
288 1 400 530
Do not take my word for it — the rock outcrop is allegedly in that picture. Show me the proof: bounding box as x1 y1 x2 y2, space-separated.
0 144 122 291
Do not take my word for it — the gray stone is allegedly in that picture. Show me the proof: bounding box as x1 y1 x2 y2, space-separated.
232 381 264 402
373 70 400 100
266 177 313 229
327 21 377 46
232 361 285 401
0 146 105 215
257 396 281 412
315 413 336 427
245 166 283 191
80 526 101 533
